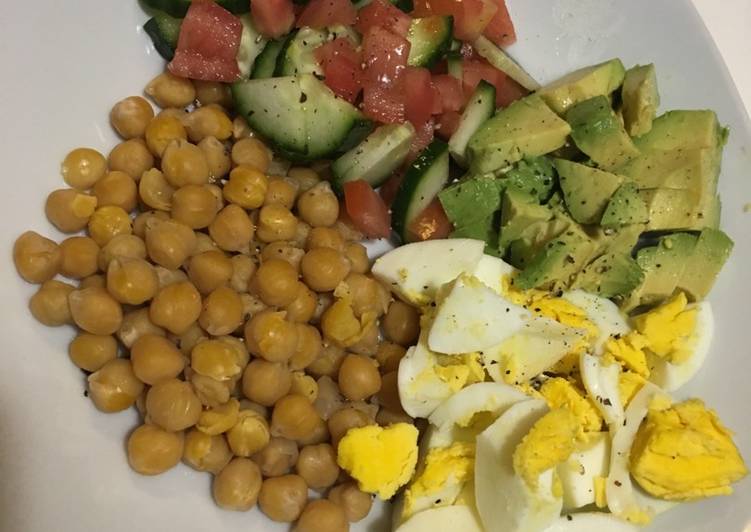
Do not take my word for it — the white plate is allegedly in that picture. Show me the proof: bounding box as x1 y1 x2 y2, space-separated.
0 0 749 531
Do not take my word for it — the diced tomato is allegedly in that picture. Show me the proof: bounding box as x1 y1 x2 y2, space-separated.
427 0 496 41
363 83 405 123
251 0 295 38
407 197 452 241
462 58 527 107
343 180 392 239
495 75 527 107
408 118 435 161
432 74 464 112
411 0 432 16
168 1 243 82
356 0 412 38
431 90 443 115
404 67 436 127
362 26 411 87
435 110 462 139
315 38 363 102
483 0 516 47
379 172 404 206
297 0 358 29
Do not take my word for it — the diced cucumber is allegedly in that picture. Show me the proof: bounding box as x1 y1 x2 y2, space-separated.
232 74 371 161
449 38 462 52
143 12 182 61
331 123 416 195
236 15 267 79
392 140 451 242
328 24 361 46
447 52 463 80
143 0 249 17
251 38 288 79
449 81 496 166
274 27 329 77
407 16 453 68
472 35 539 91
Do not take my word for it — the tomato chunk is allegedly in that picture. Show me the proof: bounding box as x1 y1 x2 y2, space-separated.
432 74 464 112
251 0 295 38
168 1 243 82
361 26 411 87
363 83 406 124
462 59 527 107
315 38 363 102
435 110 462 139
297 0 358 29
379 172 404 206
404 67 436 127
407 197 452 241
426 0 496 41
356 0 412 37
343 180 392 239
408 118 435 161
483 0 516 47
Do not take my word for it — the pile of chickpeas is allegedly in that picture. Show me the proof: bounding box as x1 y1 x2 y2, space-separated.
12 71 423 531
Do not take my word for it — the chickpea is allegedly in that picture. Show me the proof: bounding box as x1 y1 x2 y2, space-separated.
227 410 271 457
146 378 202 431
118 307 166 348
297 181 339 228
252 437 298 477
191 232 218 257
306 227 345 252
230 254 256 293
153 268 188 291
98 234 147 271
232 115 252 139
145 72 196 108
213 458 262 511
218 335 251 370
80 274 106 289
223 165 268 209
183 429 232 474
93 171 137 212
158 107 189 124
292 221 312 249
191 372 232 408
244 311 298 362
376 408 413 426
209 204 254 252
68 286 122 334
289 324 323 371
295 443 339 489
168 184 217 229
133 209 169 238
161 139 210 187
377 372 405 414
242 360 292 407
29 280 74 326
108 139 154 180
285 284 317 323
335 220 363 242
252 259 300 308
297 416 329 446
306 342 345 378
150 281 202 335
198 286 243 336
286 167 320 192
271 394 322 441
87 358 144 412
344 242 369 274
375 342 407 373
88 206 132 246
145 114 187 157
256 204 298 243
290 372 318 402
199 136 232 180
69 333 117 372
185 105 232 142
301 248 350 292
130 334 185 385
145 218 196 270
264 177 298 209
106 257 158 305
61 147 107 190
231 137 270 172
176 322 208 356
328 407 372 448
295 499 349 532
383 301 420 346
320 300 361 348
45 188 98 233
258 475 308 522
338 355 381 401
240 399 270 419
328 482 373 522
194 80 232 107
198 398 240 436
191 339 243 382
127 423 184 476
314 293 333 323
110 96 154 139
187 250 233 294
13 231 61 283
138 168 174 211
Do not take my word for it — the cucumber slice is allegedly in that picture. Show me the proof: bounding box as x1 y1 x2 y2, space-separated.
274 27 329 77
331 123 416 195
449 80 496 166
143 0 249 17
232 74 370 161
392 140 451 242
328 24 361 46
237 15 268 79
407 16 453 68
472 36 540 91
143 12 182 61
447 51 463 80
251 38 288 79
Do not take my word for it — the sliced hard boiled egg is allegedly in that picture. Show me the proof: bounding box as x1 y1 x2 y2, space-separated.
472 254 516 294
475 399 562 532
372 239 485 305
647 302 713 391
542 512 640 532
562 290 630 355
557 431 610 510
580 353 625 428
394 503 484 532
428 274 531 354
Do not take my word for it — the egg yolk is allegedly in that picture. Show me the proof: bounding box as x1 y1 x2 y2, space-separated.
433 353 485 392
513 408 581 489
538 378 603 438
632 292 697 364
618 370 646 407
630 399 748 501
603 332 650 377
337 423 419 500
531 297 599 341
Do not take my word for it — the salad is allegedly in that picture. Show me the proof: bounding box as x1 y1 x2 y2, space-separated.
9 0 747 531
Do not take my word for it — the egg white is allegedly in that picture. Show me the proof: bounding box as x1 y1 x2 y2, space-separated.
393 503 484 532
580 353 626 428
471 254 516 294
557 432 610 510
542 512 640 532
562 290 630 355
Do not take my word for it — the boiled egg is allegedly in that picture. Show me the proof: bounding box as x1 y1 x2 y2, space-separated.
562 290 630 354
542 512 640 532
556 431 610 510
472 253 516 294
394 502 484 532
580 353 626 428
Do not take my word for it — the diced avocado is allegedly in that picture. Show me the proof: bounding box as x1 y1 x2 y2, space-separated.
513 226 598 290
633 110 724 151
501 156 557 202
566 96 640 170
617 148 718 191
591 223 644 257
438 176 505 227
451 212 500 255
601 182 649 229
498 188 554 253
538 58 626 115
676 228 733 301
621 64 659 137
554 159 623 224
638 188 713 231
574 252 644 298
505 219 570 269
467 94 571 174
704 195 722 229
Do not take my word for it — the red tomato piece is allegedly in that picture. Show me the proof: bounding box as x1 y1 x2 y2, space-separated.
168 1 243 82
495 75 527 107
407 197 452 241
407 118 435 161
315 38 363 102
297 0 358 29
343 180 392 239
462 58 526 107
356 0 412 37
428 0 496 41
435 110 462 139
362 26 411 87
379 172 404 206
363 83 405 123
404 67 436 127
411 0 432 16
432 74 464 112
483 0 516 47
251 0 295 38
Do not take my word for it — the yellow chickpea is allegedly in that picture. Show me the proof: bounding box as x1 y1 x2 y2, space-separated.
145 72 196 108
344 242 369 274
264 177 298 209
161 139 210 187
320 299 361 348
69 333 118 372
231 137 270 172
291 221 312 249
183 429 233 474
130 334 185 385
127 424 184 476
29 280 75 326
87 205 132 246
223 165 268 209
209 204 254 252
252 437 299 477
328 482 373 522
117 307 166 349
133 209 170 238
256 204 298 243
170 184 219 229
213 457 262 511
296 443 340 489
191 339 243 382
45 189 98 233
110 96 154 139
258 474 309 522
98 233 147 271
338 354 381 401
57 236 99 280
92 170 138 212
191 372 232 408
289 324 323 371
146 378 202 431
79 274 106 289
185 105 233 142
108 139 154 180
328 407 372 448
227 409 271 457
253 259 300 307
295 499 349 532
375 342 407 373
194 80 232 107
305 341 345 378
139 168 175 211
61 147 107 190
13 231 62 284
87 358 144 413
187 249 233 295
197 398 241 436
230 254 256 293
149 280 202 335
301 248 351 292
286 167 320 192
199 285 244 336
383 300 420 346
297 181 340 228
270 394 322 441
145 114 187 157
199 136 232 180
290 372 318 402
106 257 159 305
145 218 197 270
68 286 123 335
306 227 345 252
244 310 298 362
242 359 292 407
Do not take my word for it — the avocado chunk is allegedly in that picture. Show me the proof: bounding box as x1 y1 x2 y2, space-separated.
498 189 554 252
617 148 718 190
638 188 715 231
504 217 571 269
675 228 733 301
591 223 644 257
601 182 649 229
621 64 659 136
467 94 571 174
438 176 505 227
501 156 557 202
538 58 626 115
574 252 644 298
555 159 624 224
451 212 500 255
633 110 725 152
566 95 640 170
